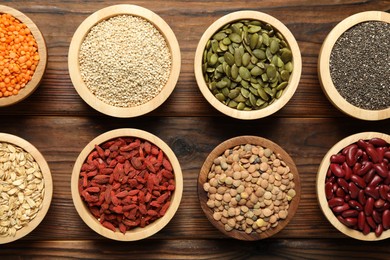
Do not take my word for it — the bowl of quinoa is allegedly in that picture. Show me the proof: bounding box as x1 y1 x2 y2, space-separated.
68 4 181 117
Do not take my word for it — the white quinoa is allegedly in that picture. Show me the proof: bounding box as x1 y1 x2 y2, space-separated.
79 15 172 107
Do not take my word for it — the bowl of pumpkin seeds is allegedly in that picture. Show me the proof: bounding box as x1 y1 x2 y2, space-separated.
194 11 301 120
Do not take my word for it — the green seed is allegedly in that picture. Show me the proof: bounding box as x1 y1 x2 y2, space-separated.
239 66 251 81
252 49 266 60
221 87 229 97
280 70 290 81
262 33 270 46
234 48 242 66
281 48 292 63
213 32 227 41
241 88 250 98
276 89 283 98
211 40 219 53
228 100 238 108
257 87 269 101
237 102 246 110
228 88 240 99
222 37 231 45
229 33 242 43
276 81 288 90
231 64 239 79
209 53 218 66
256 98 265 106
224 52 235 66
215 93 225 101
285 62 293 73
248 25 261 33
251 66 263 76
242 53 251 67
270 39 279 54
216 80 227 89
241 80 249 89
219 41 228 51
249 93 257 107
266 64 276 79
249 86 259 96
250 33 259 50
264 87 274 97
234 93 246 103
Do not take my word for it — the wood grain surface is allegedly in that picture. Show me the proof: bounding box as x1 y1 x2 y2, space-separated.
0 0 390 259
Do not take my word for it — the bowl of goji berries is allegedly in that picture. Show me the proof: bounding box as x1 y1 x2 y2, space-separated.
317 132 390 241
71 128 183 241
0 5 47 107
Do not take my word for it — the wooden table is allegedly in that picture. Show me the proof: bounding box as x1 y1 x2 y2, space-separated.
1 0 390 258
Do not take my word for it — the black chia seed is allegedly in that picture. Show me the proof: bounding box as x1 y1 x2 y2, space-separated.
329 21 390 110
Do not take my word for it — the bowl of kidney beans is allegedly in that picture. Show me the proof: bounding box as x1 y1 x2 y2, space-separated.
317 132 390 241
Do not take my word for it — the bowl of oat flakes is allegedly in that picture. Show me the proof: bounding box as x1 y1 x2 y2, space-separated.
0 133 52 244
68 4 181 118
197 136 300 240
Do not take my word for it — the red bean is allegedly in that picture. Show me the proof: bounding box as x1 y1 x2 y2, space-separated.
366 216 377 229
352 162 361 175
363 168 376 184
368 175 383 188
325 181 333 200
358 190 367 206
364 197 374 216
346 145 358 166
351 174 366 189
337 178 349 192
358 211 365 230
356 161 373 176
342 209 359 218
366 145 380 163
330 154 346 164
357 139 368 149
374 164 388 178
330 163 345 178
376 147 387 162
328 197 344 207
364 186 379 200
349 200 363 211
336 187 346 198
343 143 358 155
384 151 390 160
337 216 354 228
342 162 352 180
369 138 388 147
372 210 382 224
382 210 390 229
375 223 383 237
362 223 371 235
348 182 360 199
374 198 385 209
333 203 350 213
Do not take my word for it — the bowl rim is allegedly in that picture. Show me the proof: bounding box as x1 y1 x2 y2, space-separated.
316 131 390 241
194 10 302 120
71 128 183 241
68 4 181 118
0 5 47 107
0 132 53 244
317 11 390 121
197 135 301 240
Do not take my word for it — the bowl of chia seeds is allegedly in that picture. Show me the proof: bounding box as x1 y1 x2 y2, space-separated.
194 11 302 120
318 11 390 121
68 4 181 118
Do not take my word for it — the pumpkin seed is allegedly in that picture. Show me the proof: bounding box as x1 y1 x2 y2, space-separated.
249 93 257 107
221 87 230 97
248 25 261 33
242 53 251 67
234 93 246 103
250 33 259 49
266 64 276 79
215 93 225 101
224 52 235 66
239 66 251 81
241 88 250 98
231 64 239 79
234 48 242 66
228 100 238 108
281 48 292 63
280 70 290 81
276 81 288 90
251 66 263 76
222 37 231 45
228 88 240 99
270 39 279 54
213 32 227 41
257 87 269 101
229 33 242 43
237 102 246 110
253 49 266 60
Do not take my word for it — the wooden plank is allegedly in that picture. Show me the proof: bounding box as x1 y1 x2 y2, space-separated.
0 116 388 241
0 0 388 117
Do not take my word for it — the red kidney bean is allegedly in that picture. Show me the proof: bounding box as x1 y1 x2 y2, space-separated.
349 200 363 211
384 151 390 160
351 174 366 189
358 190 366 204
364 186 379 200
375 223 383 237
366 145 380 163
325 181 334 200
376 147 387 162
364 197 374 216
343 144 358 155
342 209 359 218
348 182 360 199
326 168 332 177
362 223 371 235
332 182 339 193
333 203 350 213
352 162 361 175
330 154 346 164
345 195 351 202
336 187 346 198
374 164 388 178
372 210 382 224
358 211 365 231
379 185 389 200
382 210 390 229
346 145 358 166
357 139 368 149
356 161 373 176
330 163 345 178
363 168 376 184
337 178 349 192
337 216 354 228
368 175 383 188
369 138 388 147
342 162 352 180
374 198 385 209
328 197 344 207
366 216 377 230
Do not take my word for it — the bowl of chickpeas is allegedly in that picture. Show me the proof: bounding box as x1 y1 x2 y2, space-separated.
0 5 47 107
197 136 300 240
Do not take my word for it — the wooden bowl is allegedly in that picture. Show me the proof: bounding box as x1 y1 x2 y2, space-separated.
0 5 47 107
198 136 300 240
194 11 302 120
0 133 53 244
317 132 390 241
318 11 390 121
71 128 183 241
68 4 181 118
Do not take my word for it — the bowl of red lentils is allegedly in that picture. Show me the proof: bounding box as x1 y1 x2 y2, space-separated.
194 11 302 120
0 132 53 244
318 11 390 121
198 136 300 240
317 132 390 241
71 128 183 241
0 5 47 107
68 4 181 118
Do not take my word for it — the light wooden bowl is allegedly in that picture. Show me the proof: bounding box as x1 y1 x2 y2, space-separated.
68 4 181 118
318 11 390 121
0 5 47 107
71 128 183 241
198 136 300 240
0 133 53 244
317 132 390 241
194 11 301 120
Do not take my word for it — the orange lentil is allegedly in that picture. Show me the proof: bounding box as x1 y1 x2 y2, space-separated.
0 13 39 98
